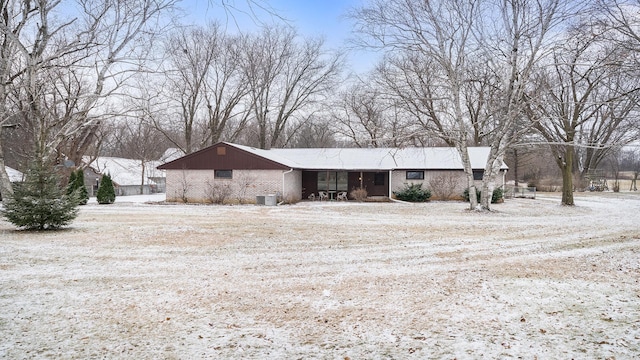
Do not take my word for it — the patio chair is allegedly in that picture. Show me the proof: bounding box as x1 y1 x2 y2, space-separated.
336 191 348 201
318 191 328 201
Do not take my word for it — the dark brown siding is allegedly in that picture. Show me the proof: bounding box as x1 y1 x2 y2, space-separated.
348 172 388 197
348 172 362 193
158 143 289 170
302 171 317 198
362 172 388 196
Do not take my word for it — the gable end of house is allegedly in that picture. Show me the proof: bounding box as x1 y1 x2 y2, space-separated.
157 142 290 171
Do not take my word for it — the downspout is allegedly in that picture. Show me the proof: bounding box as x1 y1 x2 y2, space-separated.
388 170 392 199
279 168 294 205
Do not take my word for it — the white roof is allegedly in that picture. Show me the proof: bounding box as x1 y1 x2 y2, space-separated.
160 148 185 163
5 166 24 182
229 143 505 170
86 157 165 186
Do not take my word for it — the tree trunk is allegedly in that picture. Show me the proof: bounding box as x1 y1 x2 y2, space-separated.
259 117 267 149
0 129 14 202
513 148 519 187
561 149 574 206
140 161 146 195
458 145 478 210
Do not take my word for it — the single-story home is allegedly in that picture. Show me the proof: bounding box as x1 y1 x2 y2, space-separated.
85 157 166 196
157 142 508 203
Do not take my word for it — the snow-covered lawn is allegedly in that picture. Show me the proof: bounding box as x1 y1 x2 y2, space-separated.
1 193 639 359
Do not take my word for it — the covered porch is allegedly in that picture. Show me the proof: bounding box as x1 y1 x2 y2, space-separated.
301 170 389 200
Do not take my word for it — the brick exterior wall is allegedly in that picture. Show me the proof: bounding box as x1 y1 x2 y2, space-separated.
165 168 504 203
390 170 506 200
165 169 301 203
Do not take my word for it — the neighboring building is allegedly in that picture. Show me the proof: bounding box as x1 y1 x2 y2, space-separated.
84 157 167 196
157 142 508 203
0 166 24 201
159 148 185 164
5 166 23 182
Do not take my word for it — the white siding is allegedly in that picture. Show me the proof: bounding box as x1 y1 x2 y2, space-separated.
283 170 302 202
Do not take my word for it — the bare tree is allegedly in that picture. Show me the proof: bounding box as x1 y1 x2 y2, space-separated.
0 0 178 201
102 118 169 193
142 22 254 154
331 75 413 148
286 115 337 148
352 0 576 209
524 17 640 204
202 30 252 146
241 25 343 149
596 0 640 52
352 0 483 208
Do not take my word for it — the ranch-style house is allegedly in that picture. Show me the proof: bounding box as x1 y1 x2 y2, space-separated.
157 142 508 203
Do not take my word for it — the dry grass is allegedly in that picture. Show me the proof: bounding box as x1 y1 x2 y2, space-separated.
1 193 639 358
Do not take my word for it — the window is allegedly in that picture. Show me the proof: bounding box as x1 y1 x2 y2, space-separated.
317 171 348 192
214 170 232 179
406 171 424 180
473 170 484 180
374 172 385 186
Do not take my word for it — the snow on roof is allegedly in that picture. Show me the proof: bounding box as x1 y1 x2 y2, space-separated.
160 148 185 163
86 157 165 186
228 143 506 170
5 166 24 182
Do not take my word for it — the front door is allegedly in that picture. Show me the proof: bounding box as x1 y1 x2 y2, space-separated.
348 172 388 197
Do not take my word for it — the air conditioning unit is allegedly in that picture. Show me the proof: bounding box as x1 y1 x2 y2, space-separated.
265 194 277 206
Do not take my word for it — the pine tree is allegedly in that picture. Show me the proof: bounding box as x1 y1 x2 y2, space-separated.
96 173 116 204
74 169 89 205
66 170 77 195
0 156 79 230
66 169 88 205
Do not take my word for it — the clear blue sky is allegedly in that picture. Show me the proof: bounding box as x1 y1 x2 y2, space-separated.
180 0 376 72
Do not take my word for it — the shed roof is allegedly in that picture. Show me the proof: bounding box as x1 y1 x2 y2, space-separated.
86 157 164 186
5 166 24 182
160 142 507 171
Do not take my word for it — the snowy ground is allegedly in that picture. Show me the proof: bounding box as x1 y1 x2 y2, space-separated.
1 192 639 359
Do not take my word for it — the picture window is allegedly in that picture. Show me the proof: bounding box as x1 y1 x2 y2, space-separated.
406 171 424 180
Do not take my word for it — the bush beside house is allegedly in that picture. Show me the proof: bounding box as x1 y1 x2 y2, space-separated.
463 188 504 204
393 183 432 202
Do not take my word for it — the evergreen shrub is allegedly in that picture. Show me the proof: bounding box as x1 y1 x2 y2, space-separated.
97 173 116 204
1 157 79 230
67 169 88 205
393 183 431 202
463 187 504 204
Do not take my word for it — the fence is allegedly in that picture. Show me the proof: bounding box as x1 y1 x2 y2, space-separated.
505 186 536 199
